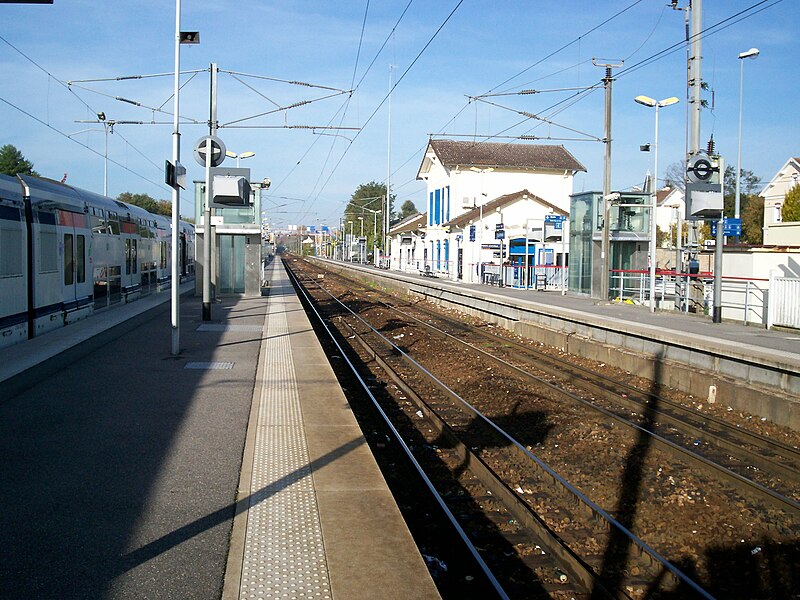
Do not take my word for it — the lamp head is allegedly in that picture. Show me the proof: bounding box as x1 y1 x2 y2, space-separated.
657 96 680 107
97 112 106 121
739 48 760 60
634 95 656 107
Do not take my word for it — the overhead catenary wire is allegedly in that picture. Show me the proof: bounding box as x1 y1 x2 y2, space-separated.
312 0 466 206
0 94 168 192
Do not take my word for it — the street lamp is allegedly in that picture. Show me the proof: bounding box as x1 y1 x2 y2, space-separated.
735 48 760 230
469 167 494 283
634 94 679 312
226 150 256 167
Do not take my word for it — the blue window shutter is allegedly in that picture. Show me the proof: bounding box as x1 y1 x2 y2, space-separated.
429 191 433 225
446 186 450 222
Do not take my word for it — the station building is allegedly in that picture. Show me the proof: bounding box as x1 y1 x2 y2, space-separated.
403 139 585 285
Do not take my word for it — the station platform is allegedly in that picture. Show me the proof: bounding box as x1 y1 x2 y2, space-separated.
0 260 439 599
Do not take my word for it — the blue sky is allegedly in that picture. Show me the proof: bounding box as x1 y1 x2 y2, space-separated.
1 1 797 229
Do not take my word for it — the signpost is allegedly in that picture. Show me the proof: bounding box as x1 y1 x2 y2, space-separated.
710 218 742 237
195 135 226 321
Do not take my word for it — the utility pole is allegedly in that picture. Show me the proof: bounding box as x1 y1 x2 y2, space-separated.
202 63 218 321
170 0 182 353
385 64 394 268
594 59 623 301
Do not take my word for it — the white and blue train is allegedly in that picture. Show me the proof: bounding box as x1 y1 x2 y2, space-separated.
0 173 194 349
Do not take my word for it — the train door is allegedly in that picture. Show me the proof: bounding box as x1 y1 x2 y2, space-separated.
119 215 140 301
59 209 92 323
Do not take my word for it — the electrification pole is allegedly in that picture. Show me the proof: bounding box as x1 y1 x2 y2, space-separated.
170 0 181 353
202 63 218 321
594 59 622 301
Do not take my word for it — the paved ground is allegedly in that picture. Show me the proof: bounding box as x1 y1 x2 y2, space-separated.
0 295 264 599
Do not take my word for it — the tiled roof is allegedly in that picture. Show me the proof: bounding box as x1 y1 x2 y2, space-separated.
444 189 567 229
427 139 586 172
389 212 427 235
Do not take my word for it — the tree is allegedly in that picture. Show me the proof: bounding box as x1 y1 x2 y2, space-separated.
117 192 171 216
0 144 39 176
721 165 762 244
664 160 687 193
782 184 800 223
344 182 395 258
741 195 764 244
397 199 418 220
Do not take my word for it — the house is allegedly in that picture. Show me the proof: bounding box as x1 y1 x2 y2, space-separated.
410 139 585 283
759 157 800 245
388 212 427 272
655 186 684 245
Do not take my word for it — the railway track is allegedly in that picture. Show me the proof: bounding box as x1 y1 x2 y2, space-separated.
285 256 800 599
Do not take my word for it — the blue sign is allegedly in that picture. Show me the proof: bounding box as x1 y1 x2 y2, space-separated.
710 218 742 237
469 225 476 242
495 229 505 240
545 214 566 230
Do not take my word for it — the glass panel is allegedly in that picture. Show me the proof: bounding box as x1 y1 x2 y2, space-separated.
0 224 23 277
40 231 58 273
218 234 233 294
64 233 74 286
233 234 245 293
76 235 85 283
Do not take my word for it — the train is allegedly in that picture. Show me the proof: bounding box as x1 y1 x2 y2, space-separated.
0 173 194 349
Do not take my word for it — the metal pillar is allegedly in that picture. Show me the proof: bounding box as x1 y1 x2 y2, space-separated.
170 0 182 353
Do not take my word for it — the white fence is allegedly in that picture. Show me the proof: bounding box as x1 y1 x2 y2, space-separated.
768 273 800 330
609 270 799 329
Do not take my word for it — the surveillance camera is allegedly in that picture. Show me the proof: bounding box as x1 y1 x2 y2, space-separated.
262 178 271 189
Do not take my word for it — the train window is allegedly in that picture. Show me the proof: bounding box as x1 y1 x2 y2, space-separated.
77 235 85 283
90 208 106 235
0 223 23 277
125 239 131 275
108 212 120 235
160 241 167 269
64 233 74 286
39 231 58 273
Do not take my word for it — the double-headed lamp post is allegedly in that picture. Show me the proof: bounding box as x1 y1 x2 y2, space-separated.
226 150 256 167
634 94 679 312
735 48 760 229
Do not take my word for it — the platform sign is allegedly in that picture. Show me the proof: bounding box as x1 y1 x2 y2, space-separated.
495 229 505 240
469 225 476 242
710 218 742 237
544 214 566 230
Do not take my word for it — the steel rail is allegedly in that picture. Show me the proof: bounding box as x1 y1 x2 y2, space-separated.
382 299 800 486
284 264 511 600
291 265 715 600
